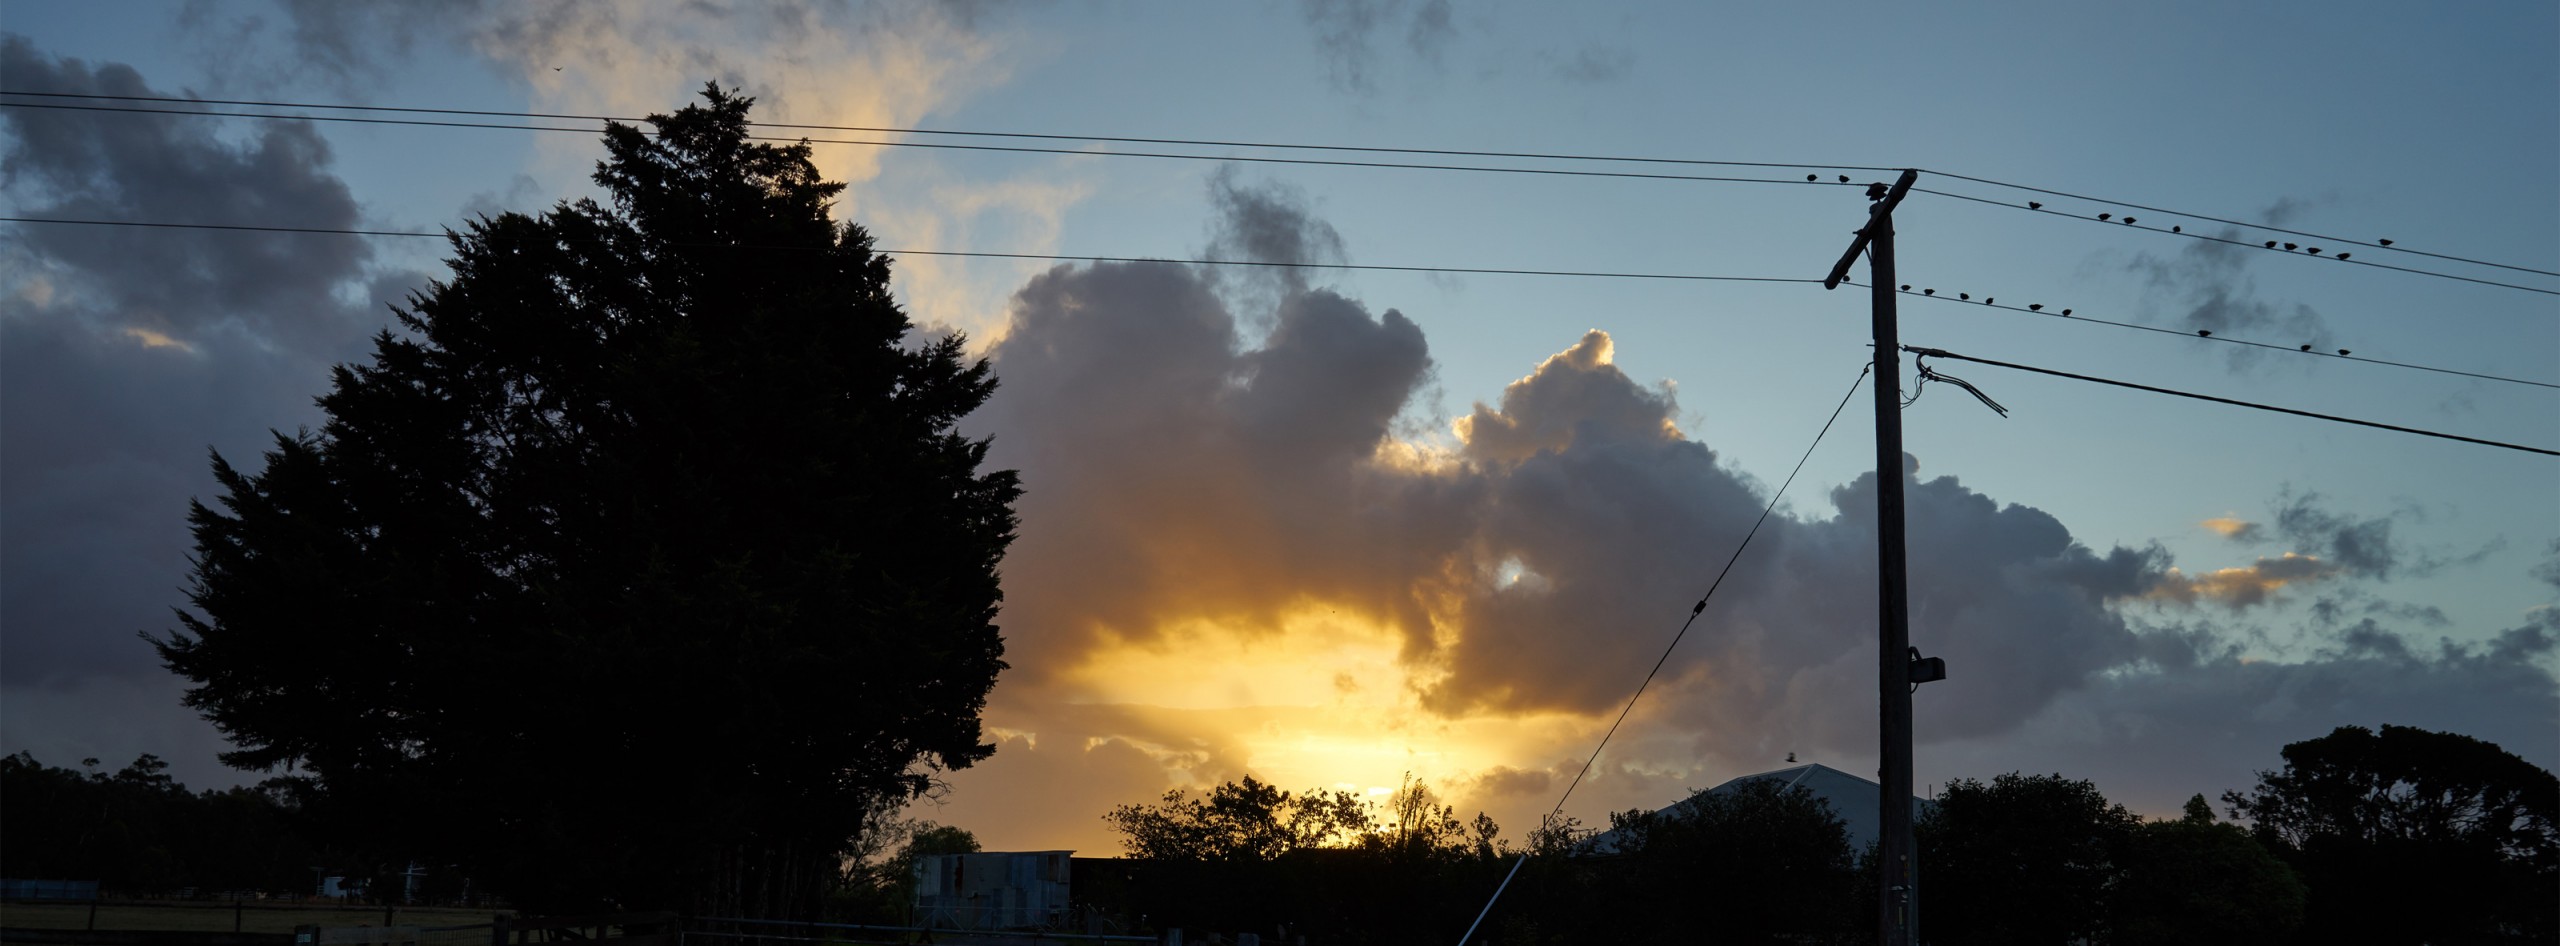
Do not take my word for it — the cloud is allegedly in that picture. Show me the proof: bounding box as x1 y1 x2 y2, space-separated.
0 39 408 788
2144 553 2343 608
2201 516 2265 542
2267 488 2497 581
945 169 2556 851
1296 0 1457 93
1545 43 1635 83
2127 201 2331 369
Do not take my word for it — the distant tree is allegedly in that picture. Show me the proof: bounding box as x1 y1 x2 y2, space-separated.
0 752 318 895
1372 773 1474 863
2110 813 2305 944
1604 778 1857 943
2224 724 2559 943
1917 772 2138 946
153 85 1020 917
1103 775 1375 862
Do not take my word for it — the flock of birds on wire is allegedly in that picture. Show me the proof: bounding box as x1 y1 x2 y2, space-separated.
1810 173 2387 359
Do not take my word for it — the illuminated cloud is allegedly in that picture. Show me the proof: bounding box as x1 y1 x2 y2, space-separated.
2145 552 2343 608
2201 515 2264 542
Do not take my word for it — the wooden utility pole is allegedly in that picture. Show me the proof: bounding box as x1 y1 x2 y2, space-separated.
1824 168 1919 946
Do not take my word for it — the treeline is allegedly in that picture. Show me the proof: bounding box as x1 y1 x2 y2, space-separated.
1074 725 2558 945
0 752 321 896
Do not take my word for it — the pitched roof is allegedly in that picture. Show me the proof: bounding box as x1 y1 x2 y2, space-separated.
1581 761 1932 855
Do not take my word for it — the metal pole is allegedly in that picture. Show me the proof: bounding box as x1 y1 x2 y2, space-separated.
1823 169 1919 946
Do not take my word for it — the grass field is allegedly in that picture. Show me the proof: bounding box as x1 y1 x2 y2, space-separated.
0 903 508 934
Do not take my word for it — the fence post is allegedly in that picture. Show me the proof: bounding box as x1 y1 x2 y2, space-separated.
87 899 98 930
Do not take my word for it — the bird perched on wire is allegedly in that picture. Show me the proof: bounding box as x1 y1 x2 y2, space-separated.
2061 308 2073 316
2265 241 2279 248
1985 297 1995 305
2300 344 2313 351
1900 284 1912 291
2198 330 2213 337
1807 174 1819 181
2379 238 2394 246
1839 174 1852 183
2028 304 2044 311
1869 182 1891 200
2338 349 2353 356
2307 248 2322 255
2028 201 2043 210
2172 225 2183 233
2124 217 2137 225
1923 289 1936 295
2099 213 2113 221
2284 243 2299 250
2336 252 2351 260
1959 293 1970 300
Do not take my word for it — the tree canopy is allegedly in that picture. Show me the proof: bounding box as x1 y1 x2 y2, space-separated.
2224 724 2559 943
153 85 1019 916
1917 772 2140 946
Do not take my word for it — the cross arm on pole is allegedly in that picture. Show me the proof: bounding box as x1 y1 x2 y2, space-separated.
1824 169 1920 289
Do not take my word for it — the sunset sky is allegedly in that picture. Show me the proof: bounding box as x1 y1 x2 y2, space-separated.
4 1 2554 857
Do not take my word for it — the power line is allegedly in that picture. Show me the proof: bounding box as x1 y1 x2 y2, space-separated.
12 216 2538 391
1914 168 2560 279
13 89 2545 283
0 88 1901 176
1456 360 1873 946
1840 281 2559 391
1911 187 2560 297
0 215 1826 285
0 100 1870 191
1902 346 2559 457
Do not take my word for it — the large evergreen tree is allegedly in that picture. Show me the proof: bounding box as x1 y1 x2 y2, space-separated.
154 86 1019 916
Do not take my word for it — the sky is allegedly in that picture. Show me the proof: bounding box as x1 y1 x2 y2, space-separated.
2 0 2554 858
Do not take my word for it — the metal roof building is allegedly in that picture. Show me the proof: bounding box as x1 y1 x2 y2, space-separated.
1585 762 1933 854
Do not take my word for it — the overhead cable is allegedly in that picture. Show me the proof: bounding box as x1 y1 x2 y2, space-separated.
1901 346 2559 457
1913 168 2558 278
0 100 1869 190
0 215 1824 285
1910 188 2559 297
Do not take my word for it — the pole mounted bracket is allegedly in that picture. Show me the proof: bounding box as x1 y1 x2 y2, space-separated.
1907 646 1947 685
1824 169 1920 290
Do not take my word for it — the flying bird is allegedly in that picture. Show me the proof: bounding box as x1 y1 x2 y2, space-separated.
2198 330 2212 337
2379 238 2394 246
2098 213 2113 221
2028 201 2043 210
2028 304 2043 311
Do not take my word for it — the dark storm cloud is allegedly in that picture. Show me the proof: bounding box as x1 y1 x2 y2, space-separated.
1296 0 1457 93
0 40 403 784
972 169 2557 789
2267 488 2498 581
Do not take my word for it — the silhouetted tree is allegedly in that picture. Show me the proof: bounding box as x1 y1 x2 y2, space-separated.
1102 775 1375 862
1917 772 2138 946
2108 797 2305 944
0 752 319 894
153 85 1020 917
2224 724 2559 943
